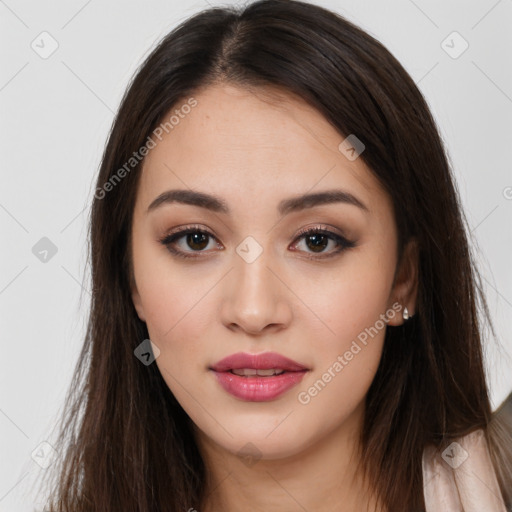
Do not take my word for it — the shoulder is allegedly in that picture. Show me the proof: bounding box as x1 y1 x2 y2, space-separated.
422 429 508 511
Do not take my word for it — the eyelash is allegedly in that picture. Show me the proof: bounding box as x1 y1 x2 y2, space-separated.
158 224 356 260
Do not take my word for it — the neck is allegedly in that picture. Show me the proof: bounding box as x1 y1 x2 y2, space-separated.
194 401 385 512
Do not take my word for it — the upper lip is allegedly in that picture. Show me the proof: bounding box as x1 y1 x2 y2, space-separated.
210 352 309 372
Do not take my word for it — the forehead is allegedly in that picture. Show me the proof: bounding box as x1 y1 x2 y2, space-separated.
135 83 389 217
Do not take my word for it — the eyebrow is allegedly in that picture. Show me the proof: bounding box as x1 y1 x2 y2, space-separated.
146 188 368 215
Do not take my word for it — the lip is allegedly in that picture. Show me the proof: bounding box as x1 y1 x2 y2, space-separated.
209 351 309 402
210 351 309 372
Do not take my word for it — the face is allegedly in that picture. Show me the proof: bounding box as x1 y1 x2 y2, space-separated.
130 83 416 461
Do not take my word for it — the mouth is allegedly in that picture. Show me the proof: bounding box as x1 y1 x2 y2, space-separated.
209 352 309 401
227 368 290 377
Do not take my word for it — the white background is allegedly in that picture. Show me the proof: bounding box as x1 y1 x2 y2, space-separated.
1 0 511 509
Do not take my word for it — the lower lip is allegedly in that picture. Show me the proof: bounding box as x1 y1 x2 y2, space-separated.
211 370 308 401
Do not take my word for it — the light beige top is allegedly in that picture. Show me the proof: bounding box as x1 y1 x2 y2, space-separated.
422 429 507 511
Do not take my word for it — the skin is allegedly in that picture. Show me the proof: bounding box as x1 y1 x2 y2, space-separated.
130 83 418 512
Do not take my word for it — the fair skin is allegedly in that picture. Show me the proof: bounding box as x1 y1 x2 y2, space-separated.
130 83 417 512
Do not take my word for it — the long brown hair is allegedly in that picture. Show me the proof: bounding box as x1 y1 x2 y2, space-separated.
39 0 512 510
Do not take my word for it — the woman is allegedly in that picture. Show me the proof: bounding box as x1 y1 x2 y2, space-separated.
40 0 512 510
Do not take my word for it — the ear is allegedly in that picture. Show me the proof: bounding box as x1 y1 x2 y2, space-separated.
130 271 146 323
386 239 419 326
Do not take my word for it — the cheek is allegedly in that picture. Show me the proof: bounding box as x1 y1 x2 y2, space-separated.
291 251 394 416
131 237 208 363
133 232 205 333
141 274 212 401
293 248 395 351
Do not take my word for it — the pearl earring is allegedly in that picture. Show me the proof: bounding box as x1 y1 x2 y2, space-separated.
403 306 410 321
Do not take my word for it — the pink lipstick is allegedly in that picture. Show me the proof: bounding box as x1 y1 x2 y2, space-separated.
209 352 309 401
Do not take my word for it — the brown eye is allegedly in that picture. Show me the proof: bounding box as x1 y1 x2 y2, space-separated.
184 232 209 251
303 232 330 253
291 226 356 259
159 224 356 261
159 227 222 259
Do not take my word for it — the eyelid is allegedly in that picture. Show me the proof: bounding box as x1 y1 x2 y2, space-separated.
293 223 347 240
160 223 218 241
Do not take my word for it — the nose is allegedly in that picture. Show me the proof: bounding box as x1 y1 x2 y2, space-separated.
220 248 293 335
